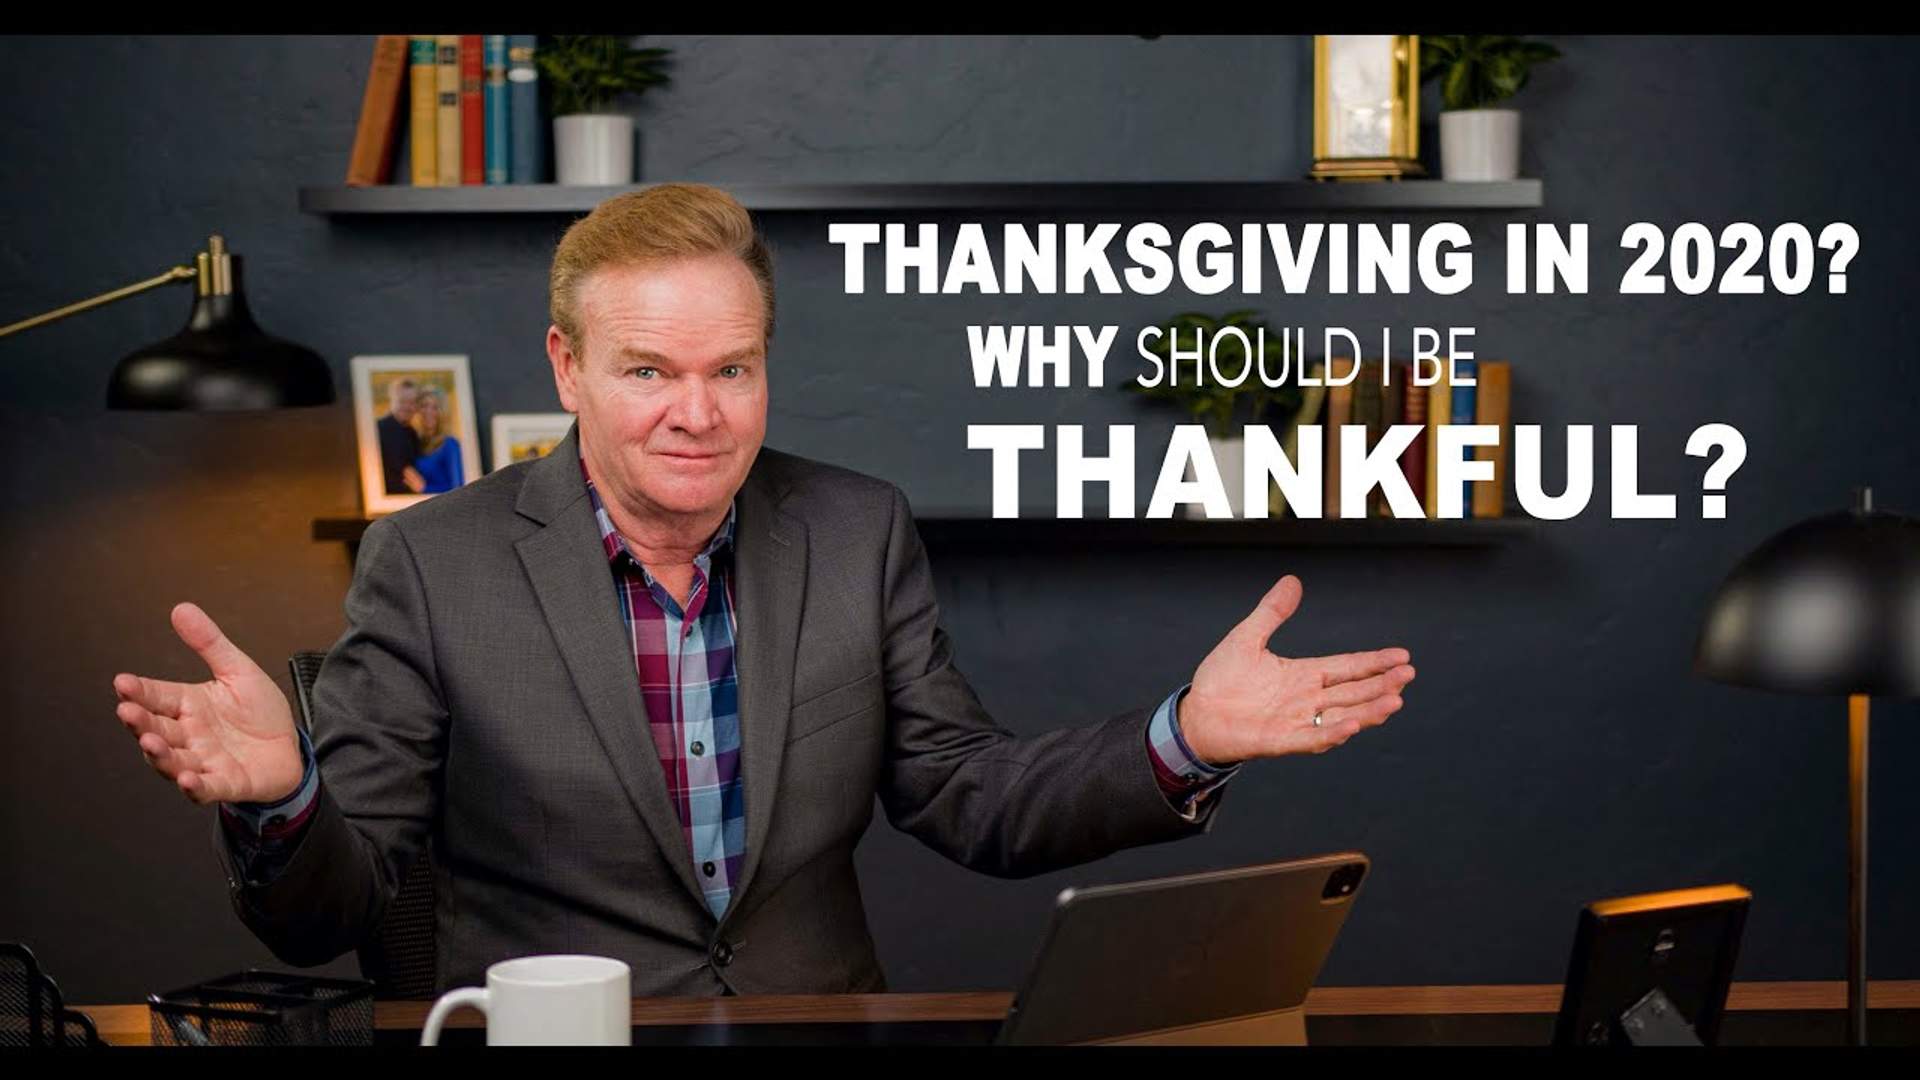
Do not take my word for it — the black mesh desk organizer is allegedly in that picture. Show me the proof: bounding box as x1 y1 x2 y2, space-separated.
2 942 102 1047
148 971 373 1046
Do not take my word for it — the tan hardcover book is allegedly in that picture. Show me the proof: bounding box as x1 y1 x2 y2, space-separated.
1324 357 1357 518
1272 362 1328 519
1424 364 1451 518
436 35 462 187
1473 360 1512 519
408 36 438 186
347 35 409 185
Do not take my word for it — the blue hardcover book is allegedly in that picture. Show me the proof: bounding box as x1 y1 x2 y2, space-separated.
484 36 510 184
1451 359 1479 518
508 35 545 183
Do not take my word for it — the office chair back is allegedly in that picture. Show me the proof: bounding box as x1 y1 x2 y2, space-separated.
288 651 439 1000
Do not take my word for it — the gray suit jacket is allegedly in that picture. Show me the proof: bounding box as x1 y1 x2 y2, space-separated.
217 427 1215 994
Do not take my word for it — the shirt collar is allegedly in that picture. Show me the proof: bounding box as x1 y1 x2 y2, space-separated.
579 449 737 568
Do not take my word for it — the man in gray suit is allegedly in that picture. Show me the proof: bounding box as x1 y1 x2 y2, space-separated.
112 184 1416 995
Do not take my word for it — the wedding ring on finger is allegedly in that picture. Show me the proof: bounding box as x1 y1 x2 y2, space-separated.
1311 710 1324 728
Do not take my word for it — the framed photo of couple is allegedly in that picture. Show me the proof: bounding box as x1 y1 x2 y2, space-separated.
350 355 483 515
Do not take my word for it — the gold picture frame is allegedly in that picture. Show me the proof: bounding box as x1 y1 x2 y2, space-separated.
1311 35 1424 181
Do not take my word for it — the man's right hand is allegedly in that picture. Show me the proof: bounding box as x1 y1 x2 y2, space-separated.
113 603 304 807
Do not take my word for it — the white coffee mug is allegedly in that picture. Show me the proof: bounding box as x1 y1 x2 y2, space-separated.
421 954 632 1046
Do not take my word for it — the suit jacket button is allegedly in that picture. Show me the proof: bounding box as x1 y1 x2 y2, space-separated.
712 941 734 967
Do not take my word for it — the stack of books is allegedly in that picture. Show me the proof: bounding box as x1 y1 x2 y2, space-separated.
1281 359 1513 519
346 35 547 187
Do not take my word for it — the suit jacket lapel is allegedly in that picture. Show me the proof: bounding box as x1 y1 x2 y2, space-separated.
726 462 805 916
513 427 709 910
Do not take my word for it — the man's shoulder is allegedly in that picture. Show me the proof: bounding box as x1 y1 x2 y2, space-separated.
750 446 906 532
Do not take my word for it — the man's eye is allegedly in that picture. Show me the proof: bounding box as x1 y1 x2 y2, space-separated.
630 367 657 379
719 365 743 378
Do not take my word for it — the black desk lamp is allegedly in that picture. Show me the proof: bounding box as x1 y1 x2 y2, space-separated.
1695 486 1920 1046
0 234 333 409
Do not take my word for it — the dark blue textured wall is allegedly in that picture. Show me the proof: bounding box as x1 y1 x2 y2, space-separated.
1 35 1915 1003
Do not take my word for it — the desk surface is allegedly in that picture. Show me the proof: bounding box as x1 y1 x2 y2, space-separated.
78 980 1920 1047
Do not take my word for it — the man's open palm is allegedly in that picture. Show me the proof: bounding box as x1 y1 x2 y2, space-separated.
112 603 304 806
1179 576 1415 765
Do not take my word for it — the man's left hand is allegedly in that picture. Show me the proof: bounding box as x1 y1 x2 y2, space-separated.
1178 575 1414 766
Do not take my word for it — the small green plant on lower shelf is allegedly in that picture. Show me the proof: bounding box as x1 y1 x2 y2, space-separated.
1126 310 1302 439
536 35 674 117
1420 35 1561 110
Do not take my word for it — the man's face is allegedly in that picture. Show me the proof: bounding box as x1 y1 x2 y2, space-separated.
547 254 768 524
390 385 418 423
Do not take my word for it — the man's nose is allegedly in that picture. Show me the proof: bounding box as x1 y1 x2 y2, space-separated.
668 376 721 435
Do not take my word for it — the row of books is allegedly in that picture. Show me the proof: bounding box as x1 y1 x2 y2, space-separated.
347 35 547 187
1275 358 1513 519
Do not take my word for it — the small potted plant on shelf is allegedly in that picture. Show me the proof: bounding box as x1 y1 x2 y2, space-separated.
1420 35 1561 182
1126 311 1302 519
536 35 673 185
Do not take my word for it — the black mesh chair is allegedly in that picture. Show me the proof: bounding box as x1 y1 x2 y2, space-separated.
1 943 102 1048
288 652 439 1000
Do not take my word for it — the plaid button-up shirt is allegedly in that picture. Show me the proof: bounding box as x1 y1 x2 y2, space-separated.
222 458 1240 909
586 464 745 919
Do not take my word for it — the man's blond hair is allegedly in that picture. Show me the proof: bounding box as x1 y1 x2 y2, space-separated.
549 183 775 356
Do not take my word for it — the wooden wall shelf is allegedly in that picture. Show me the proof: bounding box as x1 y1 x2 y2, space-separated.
315 514 1533 549
299 180 1544 215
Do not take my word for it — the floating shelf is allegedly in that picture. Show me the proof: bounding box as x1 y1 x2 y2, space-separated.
315 514 1533 549
911 515 1533 549
299 180 1544 216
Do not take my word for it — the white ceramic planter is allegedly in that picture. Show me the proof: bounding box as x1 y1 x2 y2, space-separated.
1179 435 1250 519
1439 108 1521 181
553 114 635 185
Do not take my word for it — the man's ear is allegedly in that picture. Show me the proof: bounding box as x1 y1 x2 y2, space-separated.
546 324 581 413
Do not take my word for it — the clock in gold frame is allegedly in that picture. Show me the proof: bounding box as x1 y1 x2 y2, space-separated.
1311 35 1425 181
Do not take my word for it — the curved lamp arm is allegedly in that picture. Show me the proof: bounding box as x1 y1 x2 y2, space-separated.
0 264 198 338
0 234 332 410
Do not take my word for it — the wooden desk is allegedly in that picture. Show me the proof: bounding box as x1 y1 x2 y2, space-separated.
78 980 1920 1047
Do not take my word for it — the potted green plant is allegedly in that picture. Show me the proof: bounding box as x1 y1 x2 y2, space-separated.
1420 35 1561 181
1127 311 1303 518
536 35 673 185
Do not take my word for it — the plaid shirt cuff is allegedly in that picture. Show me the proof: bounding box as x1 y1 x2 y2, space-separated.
1145 683 1240 821
219 726 321 872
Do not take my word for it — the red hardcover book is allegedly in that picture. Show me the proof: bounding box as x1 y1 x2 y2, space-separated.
460 35 485 184
1399 366 1429 512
